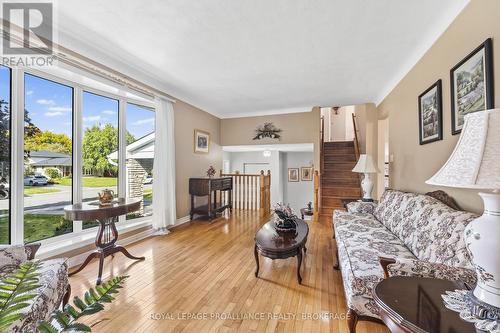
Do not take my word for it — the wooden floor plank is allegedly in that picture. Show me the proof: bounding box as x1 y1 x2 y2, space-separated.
69 211 389 333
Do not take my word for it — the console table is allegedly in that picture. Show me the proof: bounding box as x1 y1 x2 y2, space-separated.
64 198 145 285
189 177 232 220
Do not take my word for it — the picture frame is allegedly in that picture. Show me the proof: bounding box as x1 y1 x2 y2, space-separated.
194 129 210 154
450 38 494 135
418 80 443 145
301 167 313 181
288 168 299 182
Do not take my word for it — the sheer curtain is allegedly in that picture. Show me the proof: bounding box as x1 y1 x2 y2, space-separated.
152 97 176 234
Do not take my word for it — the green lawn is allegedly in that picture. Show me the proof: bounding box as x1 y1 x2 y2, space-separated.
144 188 153 200
0 213 74 244
24 187 61 195
23 214 72 243
55 176 117 188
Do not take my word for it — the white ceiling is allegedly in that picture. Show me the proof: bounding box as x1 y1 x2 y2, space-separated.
56 0 469 118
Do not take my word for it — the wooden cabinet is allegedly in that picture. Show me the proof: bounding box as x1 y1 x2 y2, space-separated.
189 177 232 220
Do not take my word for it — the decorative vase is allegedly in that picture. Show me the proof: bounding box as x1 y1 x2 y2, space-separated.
464 191 500 308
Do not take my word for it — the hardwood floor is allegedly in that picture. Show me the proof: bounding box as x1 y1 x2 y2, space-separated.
69 211 389 333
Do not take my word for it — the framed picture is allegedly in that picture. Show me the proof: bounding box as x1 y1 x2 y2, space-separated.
194 129 210 153
288 168 299 182
418 80 443 145
450 38 494 135
301 167 313 181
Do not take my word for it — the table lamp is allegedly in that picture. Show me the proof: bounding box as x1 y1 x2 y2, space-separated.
352 154 379 202
426 108 500 309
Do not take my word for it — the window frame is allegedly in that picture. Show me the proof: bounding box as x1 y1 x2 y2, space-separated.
5 66 156 249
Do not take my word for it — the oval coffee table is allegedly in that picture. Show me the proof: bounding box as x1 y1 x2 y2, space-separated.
374 276 478 333
254 219 309 284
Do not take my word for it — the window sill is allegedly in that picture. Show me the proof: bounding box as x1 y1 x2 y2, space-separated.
36 217 153 259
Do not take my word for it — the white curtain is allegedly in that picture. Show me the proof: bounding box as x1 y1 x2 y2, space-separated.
152 97 176 234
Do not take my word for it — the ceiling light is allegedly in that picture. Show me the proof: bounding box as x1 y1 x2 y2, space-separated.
263 150 271 157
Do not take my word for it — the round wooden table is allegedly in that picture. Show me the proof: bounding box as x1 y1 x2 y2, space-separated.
254 219 309 284
64 198 145 285
373 276 479 333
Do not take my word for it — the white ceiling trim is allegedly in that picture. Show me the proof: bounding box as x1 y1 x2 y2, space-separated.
223 143 313 152
220 106 313 119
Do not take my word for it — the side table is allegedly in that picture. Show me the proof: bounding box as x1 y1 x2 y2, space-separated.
373 276 478 333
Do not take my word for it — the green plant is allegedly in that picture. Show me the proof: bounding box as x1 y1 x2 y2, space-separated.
0 261 41 331
44 168 61 180
38 276 128 333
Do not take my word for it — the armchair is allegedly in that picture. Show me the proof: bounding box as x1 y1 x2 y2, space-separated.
0 243 70 333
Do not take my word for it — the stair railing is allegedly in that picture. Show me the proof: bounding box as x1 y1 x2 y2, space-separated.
219 170 271 217
352 113 361 160
313 170 319 221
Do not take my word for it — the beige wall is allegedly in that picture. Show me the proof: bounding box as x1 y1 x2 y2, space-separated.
377 0 500 213
221 109 321 170
174 101 222 218
354 103 379 196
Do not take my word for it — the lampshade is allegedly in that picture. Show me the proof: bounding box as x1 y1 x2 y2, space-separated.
352 154 379 173
426 108 500 189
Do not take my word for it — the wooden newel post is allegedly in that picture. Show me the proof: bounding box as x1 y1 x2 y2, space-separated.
266 170 271 216
313 170 319 222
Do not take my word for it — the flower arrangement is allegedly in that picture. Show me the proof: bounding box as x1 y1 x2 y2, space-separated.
273 203 298 232
207 166 216 178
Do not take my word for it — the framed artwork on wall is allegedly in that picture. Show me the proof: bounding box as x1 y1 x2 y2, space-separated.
450 38 494 135
288 168 299 182
418 79 443 145
194 129 210 153
301 167 313 181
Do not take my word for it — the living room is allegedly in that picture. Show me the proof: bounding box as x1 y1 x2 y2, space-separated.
0 0 499 332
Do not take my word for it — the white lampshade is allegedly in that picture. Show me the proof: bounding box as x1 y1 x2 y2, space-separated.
426 108 500 189
352 154 379 173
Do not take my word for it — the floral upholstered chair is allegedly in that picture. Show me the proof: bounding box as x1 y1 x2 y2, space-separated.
0 243 70 332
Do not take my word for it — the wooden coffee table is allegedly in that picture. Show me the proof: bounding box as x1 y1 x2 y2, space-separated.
373 276 478 333
254 219 309 284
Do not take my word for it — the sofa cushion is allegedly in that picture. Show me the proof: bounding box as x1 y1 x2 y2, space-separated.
8 258 69 333
334 210 416 317
373 190 476 268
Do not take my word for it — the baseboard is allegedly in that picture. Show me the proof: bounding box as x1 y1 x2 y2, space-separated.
68 228 154 268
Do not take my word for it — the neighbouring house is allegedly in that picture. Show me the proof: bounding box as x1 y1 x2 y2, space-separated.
27 150 72 177
108 133 154 212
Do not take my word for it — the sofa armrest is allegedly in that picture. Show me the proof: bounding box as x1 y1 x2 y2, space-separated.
383 257 477 286
346 201 377 214
0 243 40 266
24 243 41 260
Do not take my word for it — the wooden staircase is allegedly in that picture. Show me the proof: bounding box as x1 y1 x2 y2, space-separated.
319 141 361 221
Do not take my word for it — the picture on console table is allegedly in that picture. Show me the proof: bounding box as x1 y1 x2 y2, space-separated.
418 79 443 145
450 38 494 135
194 129 210 153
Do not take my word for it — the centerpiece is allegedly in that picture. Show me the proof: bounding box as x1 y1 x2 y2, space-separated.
273 203 298 232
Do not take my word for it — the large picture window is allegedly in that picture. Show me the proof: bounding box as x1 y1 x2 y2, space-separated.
0 66 11 244
82 92 119 229
23 74 73 242
125 103 155 220
0 66 156 247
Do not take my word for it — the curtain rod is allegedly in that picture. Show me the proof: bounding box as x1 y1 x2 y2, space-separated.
1 20 176 103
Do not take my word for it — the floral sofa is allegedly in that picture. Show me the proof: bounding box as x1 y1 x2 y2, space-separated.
0 243 70 332
333 189 478 333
